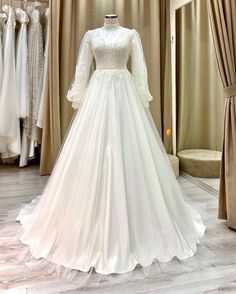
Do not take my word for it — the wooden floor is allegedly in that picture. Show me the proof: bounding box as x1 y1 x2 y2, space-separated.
0 165 236 294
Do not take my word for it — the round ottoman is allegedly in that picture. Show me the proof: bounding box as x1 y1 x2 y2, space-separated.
177 149 222 178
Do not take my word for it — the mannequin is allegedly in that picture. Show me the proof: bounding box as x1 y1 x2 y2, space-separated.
104 14 119 27
15 13 205 281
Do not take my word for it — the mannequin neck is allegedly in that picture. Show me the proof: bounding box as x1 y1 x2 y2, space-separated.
104 15 119 29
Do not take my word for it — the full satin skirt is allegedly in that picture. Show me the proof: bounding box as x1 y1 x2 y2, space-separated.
16 68 205 275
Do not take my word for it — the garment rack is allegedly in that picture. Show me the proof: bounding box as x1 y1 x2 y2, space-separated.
1 0 48 10
1 0 49 5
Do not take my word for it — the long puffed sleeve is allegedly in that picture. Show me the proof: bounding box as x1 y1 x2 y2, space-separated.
130 29 153 108
66 31 93 109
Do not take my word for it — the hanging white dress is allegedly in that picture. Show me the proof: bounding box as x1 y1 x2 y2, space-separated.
16 24 205 278
0 12 7 89
0 5 21 159
16 8 29 119
15 8 30 167
37 7 49 129
20 5 43 165
24 5 43 143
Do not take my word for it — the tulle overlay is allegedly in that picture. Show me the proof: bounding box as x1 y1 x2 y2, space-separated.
1 203 206 289
11 68 206 284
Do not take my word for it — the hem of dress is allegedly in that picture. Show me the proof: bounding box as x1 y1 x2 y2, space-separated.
18 218 206 276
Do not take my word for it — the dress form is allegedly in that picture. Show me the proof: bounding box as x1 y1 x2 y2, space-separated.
104 14 119 27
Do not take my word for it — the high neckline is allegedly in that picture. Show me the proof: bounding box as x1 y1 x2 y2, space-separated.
103 19 120 29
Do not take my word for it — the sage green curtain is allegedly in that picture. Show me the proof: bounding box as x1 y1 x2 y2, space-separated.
176 0 224 152
207 0 236 229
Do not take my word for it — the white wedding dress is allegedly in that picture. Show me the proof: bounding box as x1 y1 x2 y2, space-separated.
37 7 49 129
0 12 7 89
0 5 21 159
16 22 205 279
16 8 29 119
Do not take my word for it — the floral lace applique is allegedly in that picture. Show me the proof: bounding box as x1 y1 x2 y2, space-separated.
67 27 153 109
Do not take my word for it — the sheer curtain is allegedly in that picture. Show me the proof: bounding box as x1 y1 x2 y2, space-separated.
176 0 224 152
40 0 172 175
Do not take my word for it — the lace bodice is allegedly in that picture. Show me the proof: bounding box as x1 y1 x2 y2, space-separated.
92 26 131 70
67 25 153 109
15 8 29 24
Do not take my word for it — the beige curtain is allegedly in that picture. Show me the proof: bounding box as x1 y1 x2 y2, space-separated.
176 0 224 152
40 1 61 175
40 0 172 175
207 0 236 229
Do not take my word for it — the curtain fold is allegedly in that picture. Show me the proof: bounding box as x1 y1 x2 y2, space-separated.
159 0 173 153
40 0 172 174
207 0 236 229
40 0 61 175
176 0 224 152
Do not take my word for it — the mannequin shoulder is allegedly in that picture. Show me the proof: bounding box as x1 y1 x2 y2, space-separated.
118 26 135 35
84 26 139 38
120 27 141 39
88 27 103 34
85 27 103 39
